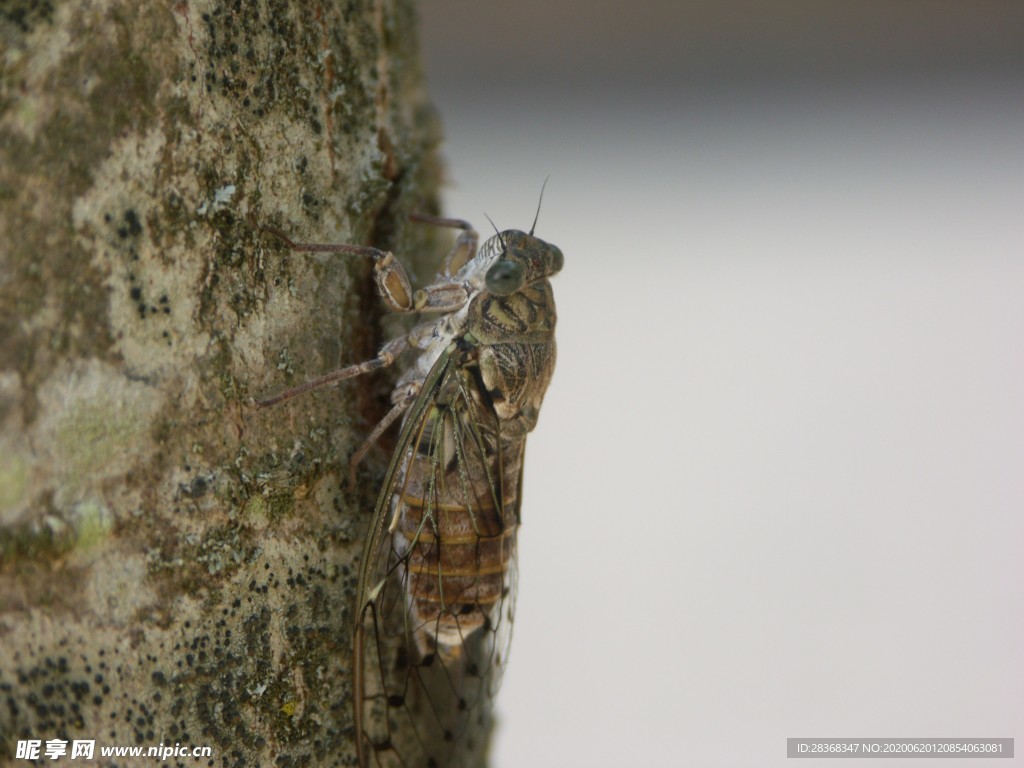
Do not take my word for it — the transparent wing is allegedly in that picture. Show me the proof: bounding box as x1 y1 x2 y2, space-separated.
354 345 523 768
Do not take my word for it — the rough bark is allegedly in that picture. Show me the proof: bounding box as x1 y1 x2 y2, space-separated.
0 0 443 765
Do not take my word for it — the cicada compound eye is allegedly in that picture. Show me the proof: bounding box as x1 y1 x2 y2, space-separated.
485 259 525 295
548 244 564 275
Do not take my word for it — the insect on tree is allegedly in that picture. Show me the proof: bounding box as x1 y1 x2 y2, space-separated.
256 197 563 767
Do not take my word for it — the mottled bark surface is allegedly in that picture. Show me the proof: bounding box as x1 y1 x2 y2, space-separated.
0 0 442 764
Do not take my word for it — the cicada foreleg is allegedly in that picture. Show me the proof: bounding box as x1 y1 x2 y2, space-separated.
261 225 417 314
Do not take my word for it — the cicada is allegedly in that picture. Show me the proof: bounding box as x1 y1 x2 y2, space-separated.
257 208 562 767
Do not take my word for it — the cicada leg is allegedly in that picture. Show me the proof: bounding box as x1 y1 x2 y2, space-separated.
409 212 478 277
254 225 474 411
255 225 473 475
253 334 410 409
261 225 416 313
346 382 420 490
262 225 472 314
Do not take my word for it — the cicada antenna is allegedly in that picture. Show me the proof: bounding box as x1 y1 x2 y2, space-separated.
529 176 549 236
483 213 506 251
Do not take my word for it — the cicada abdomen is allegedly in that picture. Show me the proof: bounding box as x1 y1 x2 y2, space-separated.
356 368 526 766
397 409 522 657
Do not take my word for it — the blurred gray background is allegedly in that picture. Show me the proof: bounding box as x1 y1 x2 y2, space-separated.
417 3 1024 766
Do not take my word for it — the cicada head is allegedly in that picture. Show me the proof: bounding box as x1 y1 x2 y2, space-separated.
474 230 563 296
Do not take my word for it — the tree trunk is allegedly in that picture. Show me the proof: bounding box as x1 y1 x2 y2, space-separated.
0 1 444 765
